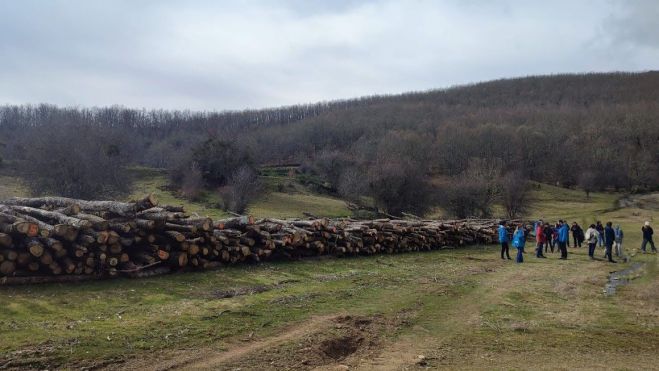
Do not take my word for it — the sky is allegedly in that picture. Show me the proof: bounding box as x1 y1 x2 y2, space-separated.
0 0 657 111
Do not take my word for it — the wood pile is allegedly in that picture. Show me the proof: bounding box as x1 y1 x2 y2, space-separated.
0 196 505 284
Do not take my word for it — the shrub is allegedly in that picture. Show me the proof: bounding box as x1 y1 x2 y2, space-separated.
219 166 261 214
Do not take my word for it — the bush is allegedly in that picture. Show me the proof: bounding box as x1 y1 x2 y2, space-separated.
439 177 493 218
192 139 253 186
366 160 433 216
22 125 129 198
179 162 204 200
219 166 261 214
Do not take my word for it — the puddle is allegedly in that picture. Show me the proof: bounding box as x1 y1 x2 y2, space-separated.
604 262 644 296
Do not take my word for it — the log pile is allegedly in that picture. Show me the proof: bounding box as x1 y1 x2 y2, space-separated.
0 196 507 284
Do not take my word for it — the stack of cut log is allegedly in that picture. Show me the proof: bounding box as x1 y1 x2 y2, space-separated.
0 196 508 284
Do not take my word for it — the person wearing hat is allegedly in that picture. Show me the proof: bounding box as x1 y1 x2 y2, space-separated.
641 221 656 253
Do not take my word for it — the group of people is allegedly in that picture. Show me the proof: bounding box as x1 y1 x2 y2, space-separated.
497 219 656 264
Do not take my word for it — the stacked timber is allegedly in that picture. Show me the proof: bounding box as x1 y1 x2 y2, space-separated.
0 195 509 284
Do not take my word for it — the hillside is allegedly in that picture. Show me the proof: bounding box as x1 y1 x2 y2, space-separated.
1 71 657 217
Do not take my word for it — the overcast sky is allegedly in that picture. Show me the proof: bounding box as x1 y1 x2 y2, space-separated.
0 0 657 110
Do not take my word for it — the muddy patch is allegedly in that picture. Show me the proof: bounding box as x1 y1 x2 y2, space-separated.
319 335 363 360
215 314 395 370
604 263 644 296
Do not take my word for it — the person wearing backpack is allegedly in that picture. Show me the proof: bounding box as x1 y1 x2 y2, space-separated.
585 224 599 259
513 224 526 263
498 220 511 260
614 225 624 258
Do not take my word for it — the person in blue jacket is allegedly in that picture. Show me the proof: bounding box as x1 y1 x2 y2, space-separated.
557 220 569 260
498 220 511 260
512 224 526 263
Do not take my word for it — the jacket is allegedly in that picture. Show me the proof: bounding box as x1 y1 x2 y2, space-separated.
513 229 526 249
585 227 598 244
604 226 615 245
642 226 654 240
571 225 583 238
614 227 623 243
543 227 552 241
498 225 509 243
557 224 569 243
535 225 546 243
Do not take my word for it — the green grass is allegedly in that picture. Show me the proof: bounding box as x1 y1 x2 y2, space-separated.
248 192 351 219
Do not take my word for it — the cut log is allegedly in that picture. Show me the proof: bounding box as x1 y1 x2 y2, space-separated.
74 213 109 230
8 206 93 230
0 261 15 275
216 216 254 230
0 233 11 248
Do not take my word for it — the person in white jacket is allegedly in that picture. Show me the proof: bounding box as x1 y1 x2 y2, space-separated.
584 224 599 259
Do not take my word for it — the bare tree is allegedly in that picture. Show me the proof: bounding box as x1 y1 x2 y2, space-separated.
578 171 597 199
500 171 530 218
337 167 368 202
219 166 261 214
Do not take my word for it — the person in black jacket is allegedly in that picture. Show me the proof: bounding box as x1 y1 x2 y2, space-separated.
570 222 584 248
544 223 554 253
641 221 656 253
604 222 616 263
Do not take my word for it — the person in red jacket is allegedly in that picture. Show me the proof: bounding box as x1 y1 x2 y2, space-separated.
535 222 547 258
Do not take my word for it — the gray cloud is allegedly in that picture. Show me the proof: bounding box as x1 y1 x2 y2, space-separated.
0 0 656 110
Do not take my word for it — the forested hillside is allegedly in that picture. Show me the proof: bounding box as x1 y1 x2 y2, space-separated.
1 72 657 216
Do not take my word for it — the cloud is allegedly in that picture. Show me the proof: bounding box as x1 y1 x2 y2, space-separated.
0 0 656 110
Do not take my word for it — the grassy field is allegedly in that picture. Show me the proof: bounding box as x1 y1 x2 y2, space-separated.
0 171 657 369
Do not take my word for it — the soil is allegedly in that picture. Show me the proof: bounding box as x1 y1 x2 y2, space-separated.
115 314 399 371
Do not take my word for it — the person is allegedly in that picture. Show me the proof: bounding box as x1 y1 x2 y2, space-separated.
595 221 604 247
571 222 584 248
498 220 511 260
513 224 525 263
534 219 543 233
552 223 560 252
585 224 599 259
557 220 569 260
577 224 585 247
614 225 624 258
535 221 547 258
543 223 553 253
641 221 656 253
604 222 616 263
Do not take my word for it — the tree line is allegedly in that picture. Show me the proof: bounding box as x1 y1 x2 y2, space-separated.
1 72 657 217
